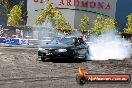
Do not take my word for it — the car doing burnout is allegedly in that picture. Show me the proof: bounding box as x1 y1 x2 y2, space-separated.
38 36 90 61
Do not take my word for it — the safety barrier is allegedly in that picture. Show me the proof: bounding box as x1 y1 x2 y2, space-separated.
0 38 28 45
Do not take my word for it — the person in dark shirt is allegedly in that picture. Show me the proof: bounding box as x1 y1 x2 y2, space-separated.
75 37 85 46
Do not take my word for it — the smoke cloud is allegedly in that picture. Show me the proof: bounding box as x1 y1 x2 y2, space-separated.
88 30 131 60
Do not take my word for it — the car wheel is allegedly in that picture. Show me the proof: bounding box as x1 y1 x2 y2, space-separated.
69 51 76 60
84 50 90 61
41 57 46 61
76 76 86 85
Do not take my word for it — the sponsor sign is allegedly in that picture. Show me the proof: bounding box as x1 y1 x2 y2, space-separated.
76 67 131 84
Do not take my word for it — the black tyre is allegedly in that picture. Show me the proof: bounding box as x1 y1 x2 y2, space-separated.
83 50 91 61
41 57 46 61
76 76 86 85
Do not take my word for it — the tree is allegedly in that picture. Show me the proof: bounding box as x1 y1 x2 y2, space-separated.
91 15 104 34
36 2 73 33
0 0 13 16
124 13 132 34
103 18 117 31
35 2 55 25
91 15 117 34
79 15 90 34
53 9 72 33
7 2 23 27
0 0 13 26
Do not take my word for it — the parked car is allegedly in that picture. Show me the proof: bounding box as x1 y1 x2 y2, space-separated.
38 36 90 61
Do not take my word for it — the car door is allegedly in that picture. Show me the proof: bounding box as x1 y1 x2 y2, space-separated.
75 43 88 56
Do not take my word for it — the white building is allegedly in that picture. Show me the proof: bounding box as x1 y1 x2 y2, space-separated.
27 0 117 28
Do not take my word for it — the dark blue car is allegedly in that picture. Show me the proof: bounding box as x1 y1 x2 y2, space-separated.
38 36 89 61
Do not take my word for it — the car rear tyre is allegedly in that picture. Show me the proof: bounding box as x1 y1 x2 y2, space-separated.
84 50 90 61
41 57 46 61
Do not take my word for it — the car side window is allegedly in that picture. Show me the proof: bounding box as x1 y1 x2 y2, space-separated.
75 38 85 46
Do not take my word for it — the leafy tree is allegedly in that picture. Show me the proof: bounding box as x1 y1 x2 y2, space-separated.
36 2 55 25
91 15 104 34
0 0 14 26
104 18 117 29
53 9 72 33
36 2 73 33
7 2 23 27
103 18 117 31
0 0 13 16
91 15 117 34
79 15 90 34
124 13 132 34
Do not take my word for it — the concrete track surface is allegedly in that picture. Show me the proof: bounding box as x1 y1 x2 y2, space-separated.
0 47 131 88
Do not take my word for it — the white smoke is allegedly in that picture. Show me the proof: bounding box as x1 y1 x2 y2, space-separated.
34 22 131 60
88 30 131 60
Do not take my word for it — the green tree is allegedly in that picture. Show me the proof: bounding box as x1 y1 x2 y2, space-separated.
103 18 117 32
91 15 104 34
36 2 73 33
79 15 90 34
91 15 117 34
0 0 13 16
0 0 13 26
54 9 72 33
7 2 23 27
124 13 132 34
36 2 55 25
104 18 117 29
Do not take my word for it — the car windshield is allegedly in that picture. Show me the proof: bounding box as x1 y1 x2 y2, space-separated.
48 37 75 45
